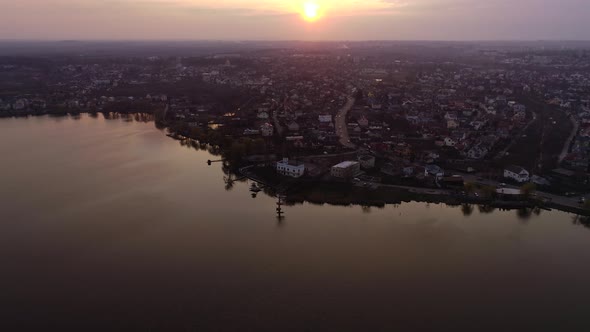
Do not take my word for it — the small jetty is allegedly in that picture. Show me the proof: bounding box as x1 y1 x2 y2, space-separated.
166 133 189 140
250 183 262 193
276 195 285 221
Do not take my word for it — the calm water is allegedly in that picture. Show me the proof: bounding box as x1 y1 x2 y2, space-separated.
1 114 590 331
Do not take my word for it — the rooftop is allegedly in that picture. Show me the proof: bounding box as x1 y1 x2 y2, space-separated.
278 158 305 167
333 161 359 169
505 165 527 174
496 188 522 196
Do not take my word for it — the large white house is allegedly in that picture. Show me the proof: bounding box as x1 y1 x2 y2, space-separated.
504 165 530 183
276 158 305 178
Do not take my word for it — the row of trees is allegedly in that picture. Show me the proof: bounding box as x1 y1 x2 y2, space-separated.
463 182 498 198
463 181 537 199
168 121 269 162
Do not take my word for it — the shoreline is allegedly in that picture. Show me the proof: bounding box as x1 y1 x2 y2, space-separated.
243 168 590 216
2 112 588 217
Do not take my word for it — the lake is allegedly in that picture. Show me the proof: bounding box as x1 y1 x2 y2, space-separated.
1 114 589 331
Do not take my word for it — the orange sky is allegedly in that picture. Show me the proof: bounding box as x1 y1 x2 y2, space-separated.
0 0 588 40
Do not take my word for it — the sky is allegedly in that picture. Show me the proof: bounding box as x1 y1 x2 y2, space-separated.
1 0 589 41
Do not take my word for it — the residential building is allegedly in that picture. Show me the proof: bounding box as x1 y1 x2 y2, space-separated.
424 164 444 178
331 161 361 179
467 144 489 160
318 114 333 123
287 122 300 132
276 158 305 178
358 116 369 128
260 123 274 137
496 188 524 199
504 165 530 183
359 155 376 169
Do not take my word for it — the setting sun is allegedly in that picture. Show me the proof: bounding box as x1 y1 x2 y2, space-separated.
302 2 321 22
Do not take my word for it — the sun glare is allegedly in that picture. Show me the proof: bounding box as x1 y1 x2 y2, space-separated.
302 2 321 22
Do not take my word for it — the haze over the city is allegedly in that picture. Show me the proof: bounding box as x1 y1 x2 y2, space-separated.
4 0 590 330
2 0 589 41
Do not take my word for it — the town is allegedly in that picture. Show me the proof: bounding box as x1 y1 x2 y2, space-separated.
1 41 589 213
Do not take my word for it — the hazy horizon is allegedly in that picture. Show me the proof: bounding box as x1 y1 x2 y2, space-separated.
2 38 590 42
2 0 589 41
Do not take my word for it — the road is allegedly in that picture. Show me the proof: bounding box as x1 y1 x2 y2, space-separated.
354 181 451 195
272 108 284 136
335 96 356 149
357 168 587 213
460 173 586 211
558 116 579 164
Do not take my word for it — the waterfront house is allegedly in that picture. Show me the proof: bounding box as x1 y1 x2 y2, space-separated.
504 165 530 183
496 187 524 200
276 158 305 178
331 161 361 179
